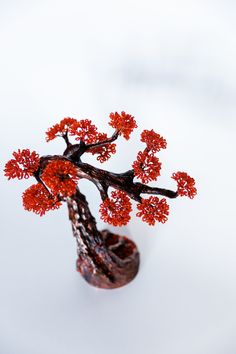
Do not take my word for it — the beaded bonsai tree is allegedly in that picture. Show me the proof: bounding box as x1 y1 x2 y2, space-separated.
4 112 197 289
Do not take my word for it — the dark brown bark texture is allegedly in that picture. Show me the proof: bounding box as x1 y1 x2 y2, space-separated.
67 188 140 289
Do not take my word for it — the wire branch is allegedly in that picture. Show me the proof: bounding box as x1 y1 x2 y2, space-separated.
135 183 178 199
62 131 71 147
37 146 178 205
75 162 178 202
84 130 120 151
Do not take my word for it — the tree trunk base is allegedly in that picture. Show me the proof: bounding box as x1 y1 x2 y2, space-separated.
76 230 140 289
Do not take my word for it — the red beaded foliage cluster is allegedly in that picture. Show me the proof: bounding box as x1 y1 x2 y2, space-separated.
88 132 116 163
132 150 161 184
99 190 132 227
141 129 167 153
109 111 137 140
4 111 197 225
41 160 78 197
136 197 169 226
4 149 40 180
132 129 166 183
22 184 61 216
172 172 197 199
45 117 78 142
46 117 118 162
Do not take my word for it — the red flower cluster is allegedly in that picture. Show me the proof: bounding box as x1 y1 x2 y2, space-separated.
42 160 78 197
22 183 61 216
141 129 167 153
132 150 161 183
99 190 132 226
88 133 116 163
172 171 197 199
136 196 169 226
46 117 78 142
109 111 137 140
5 111 197 222
4 149 40 180
46 117 116 163
70 119 98 144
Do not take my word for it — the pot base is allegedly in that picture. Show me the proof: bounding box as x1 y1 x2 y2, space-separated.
76 230 140 289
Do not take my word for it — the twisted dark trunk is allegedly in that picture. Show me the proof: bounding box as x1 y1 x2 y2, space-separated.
37 151 177 290
67 188 140 289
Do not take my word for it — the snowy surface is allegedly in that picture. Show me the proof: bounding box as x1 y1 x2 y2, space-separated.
0 1 236 353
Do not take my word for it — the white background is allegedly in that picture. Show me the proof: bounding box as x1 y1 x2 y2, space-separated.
0 1 236 353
